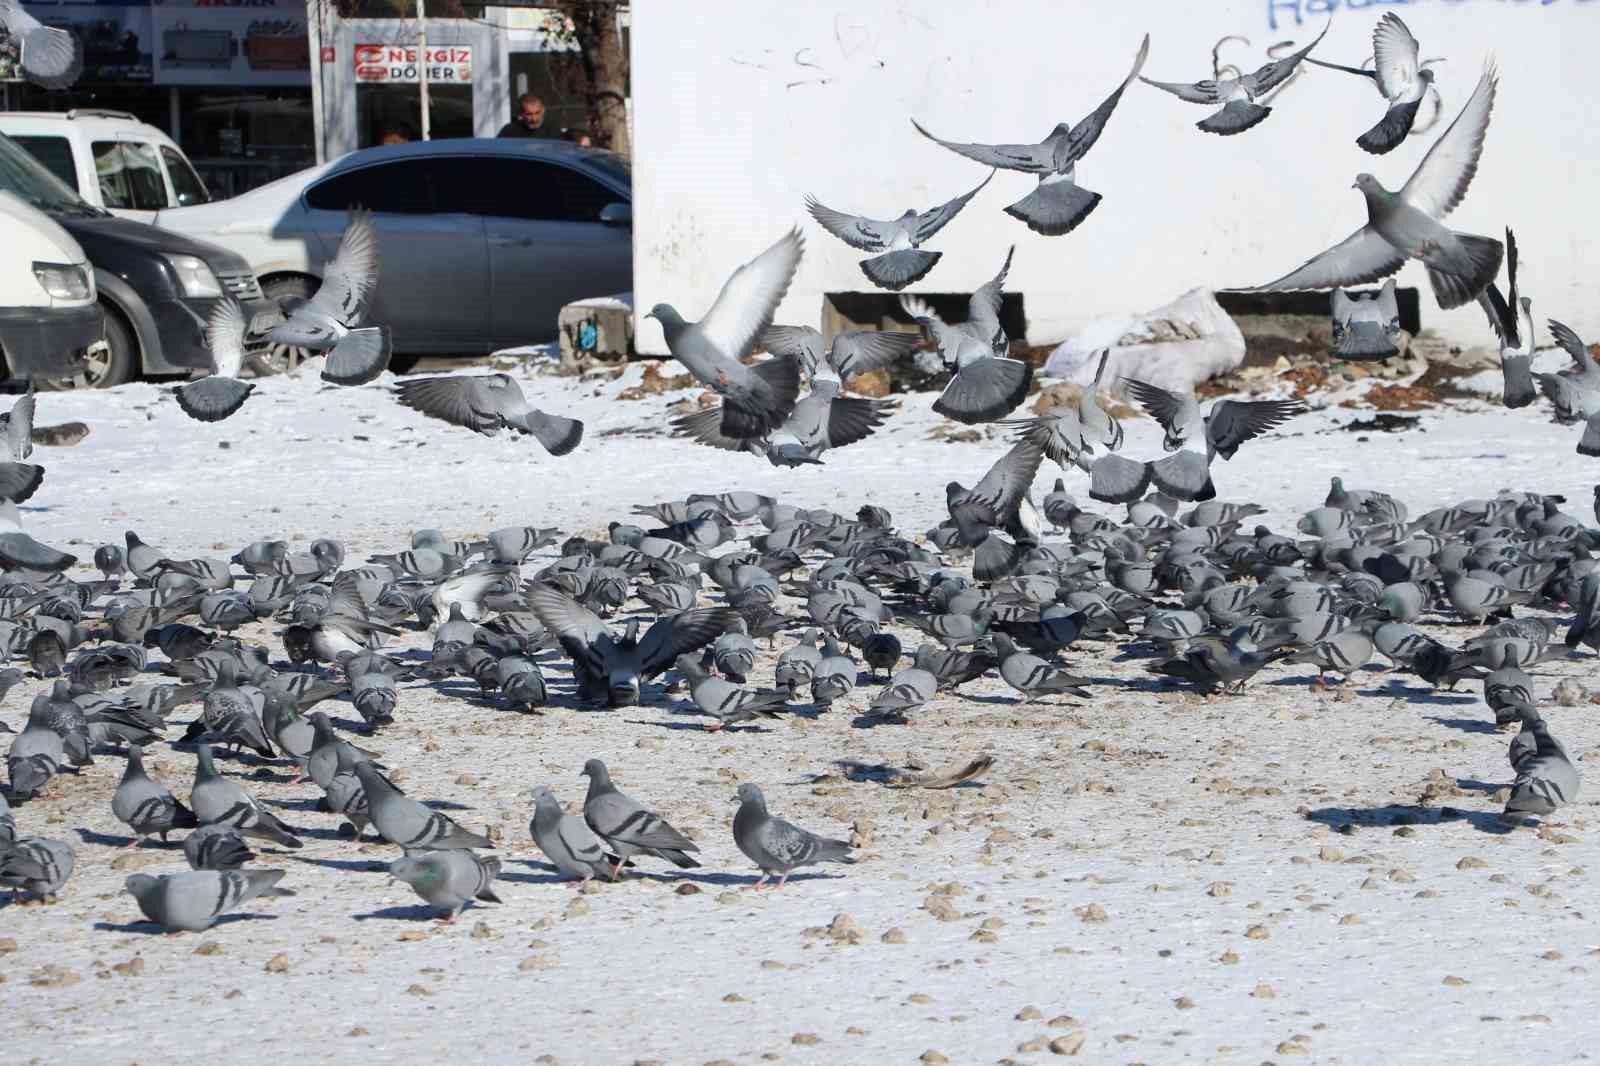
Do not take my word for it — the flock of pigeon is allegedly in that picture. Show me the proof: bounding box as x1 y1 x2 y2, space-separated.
0 13 1591 938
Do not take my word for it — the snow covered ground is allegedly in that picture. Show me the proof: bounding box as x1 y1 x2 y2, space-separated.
3 361 1598 1065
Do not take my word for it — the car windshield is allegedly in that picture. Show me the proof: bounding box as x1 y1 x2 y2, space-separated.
583 149 631 191
0 133 103 216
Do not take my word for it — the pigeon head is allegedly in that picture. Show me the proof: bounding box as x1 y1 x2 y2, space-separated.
734 782 765 808
580 758 609 782
1352 173 1386 199
123 874 159 900
646 304 686 338
388 855 435 888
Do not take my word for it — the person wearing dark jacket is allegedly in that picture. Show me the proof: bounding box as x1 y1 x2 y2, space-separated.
498 93 554 138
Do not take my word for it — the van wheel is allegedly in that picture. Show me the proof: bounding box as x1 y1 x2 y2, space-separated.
43 303 135 390
248 275 316 377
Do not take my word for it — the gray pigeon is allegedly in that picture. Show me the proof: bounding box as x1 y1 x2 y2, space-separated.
0 501 75 572
0 836 73 899
810 635 858 706
394 373 584 455
868 666 938 718
529 785 616 884
1504 707 1581 821
675 654 789 732
673 376 896 466
804 171 992 290
175 298 256 422
731 783 854 889
1303 13 1437 154
183 823 255 870
1477 229 1536 408
1483 660 1536 727
921 247 1032 424
6 714 63 801
0 791 12 845
123 868 290 932
350 670 398 731
265 209 392 385
1331 279 1402 361
913 34 1149 235
774 631 822 696
189 743 302 849
113 745 198 846
1141 24 1326 135
1122 380 1306 501
0 0 82 89
353 760 492 850
1152 635 1279 692
1536 321 1600 428
1244 63 1501 310
389 850 501 921
1279 626 1377 685
762 325 924 384
646 229 805 440
581 758 699 876
990 633 1092 702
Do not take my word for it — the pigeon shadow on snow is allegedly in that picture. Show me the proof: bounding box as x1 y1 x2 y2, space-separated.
352 904 452 922
76 827 156 848
1423 715 1502 735
1304 804 1512 836
94 913 280 935
292 856 389 874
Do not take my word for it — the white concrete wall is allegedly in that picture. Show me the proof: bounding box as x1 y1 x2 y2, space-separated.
631 0 1600 356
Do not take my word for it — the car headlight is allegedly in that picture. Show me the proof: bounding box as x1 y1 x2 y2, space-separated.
164 254 223 298
32 262 91 301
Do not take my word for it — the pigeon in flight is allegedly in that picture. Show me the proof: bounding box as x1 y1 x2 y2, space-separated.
646 229 805 439
1141 24 1327 135
1477 229 1536 409
805 171 993 290
761 325 922 385
0 0 81 89
945 437 1045 580
1242 62 1501 310
0 384 41 504
917 247 1033 424
1122 378 1306 501
1537 319 1600 433
176 298 256 423
913 34 1149 235
1330 279 1402 361
1304 13 1438 155
671 376 896 467
394 373 584 456
265 209 391 385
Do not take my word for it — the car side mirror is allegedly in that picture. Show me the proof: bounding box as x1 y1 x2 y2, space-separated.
598 202 631 227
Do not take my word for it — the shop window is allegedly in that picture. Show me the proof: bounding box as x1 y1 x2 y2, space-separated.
356 83 472 149
93 140 169 210
10 136 78 190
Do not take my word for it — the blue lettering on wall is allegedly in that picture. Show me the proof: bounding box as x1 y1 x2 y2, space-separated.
1269 0 1591 31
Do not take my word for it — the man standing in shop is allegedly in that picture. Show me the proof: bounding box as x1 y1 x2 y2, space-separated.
498 94 553 138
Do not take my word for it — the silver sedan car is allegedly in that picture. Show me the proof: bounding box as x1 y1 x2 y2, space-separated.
154 139 633 366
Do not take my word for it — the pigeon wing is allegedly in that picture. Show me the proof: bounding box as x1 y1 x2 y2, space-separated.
968 246 1015 340
804 196 892 252
393 374 507 435
1400 63 1496 220
5 384 33 462
911 170 994 243
1122 379 1199 440
3 4 81 90
828 329 921 380
761 325 825 374
695 228 804 363
815 396 894 450
1205 398 1307 460
204 297 248 379
1243 22 1327 97
306 209 380 323
1054 33 1150 170
909 118 1055 174
638 606 739 677
1248 226 1405 291
1139 76 1222 104
969 438 1045 514
1371 13 1422 101
524 585 610 678
671 405 752 452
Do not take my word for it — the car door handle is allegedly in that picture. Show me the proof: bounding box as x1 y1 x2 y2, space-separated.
490 237 533 248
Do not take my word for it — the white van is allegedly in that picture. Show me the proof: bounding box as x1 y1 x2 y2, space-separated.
0 110 212 224
0 191 102 381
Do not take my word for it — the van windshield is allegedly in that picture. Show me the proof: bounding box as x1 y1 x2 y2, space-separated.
0 132 104 216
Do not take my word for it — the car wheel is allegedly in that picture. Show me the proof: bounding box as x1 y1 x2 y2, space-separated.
42 303 136 390
248 275 316 377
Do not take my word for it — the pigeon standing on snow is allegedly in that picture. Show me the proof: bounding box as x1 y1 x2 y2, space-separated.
190 743 302 849
1504 706 1581 821
0 0 82 89
528 785 616 884
646 229 805 440
1243 63 1501 310
112 744 198 846
675 654 789 732
868 666 938 718
1330 279 1402 361
1304 13 1438 155
183 823 255 871
352 760 492 850
393 373 584 456
265 209 391 385
1141 24 1327 135
805 171 993 290
919 247 1033 424
913 34 1149 235
123 869 290 932
581 758 699 876
731 783 854 889
389 850 501 921
1477 229 1536 409
0 836 73 899
175 298 256 422
990 632 1092 702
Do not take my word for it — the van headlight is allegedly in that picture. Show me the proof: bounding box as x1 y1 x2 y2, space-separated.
32 262 91 301
164 254 223 298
